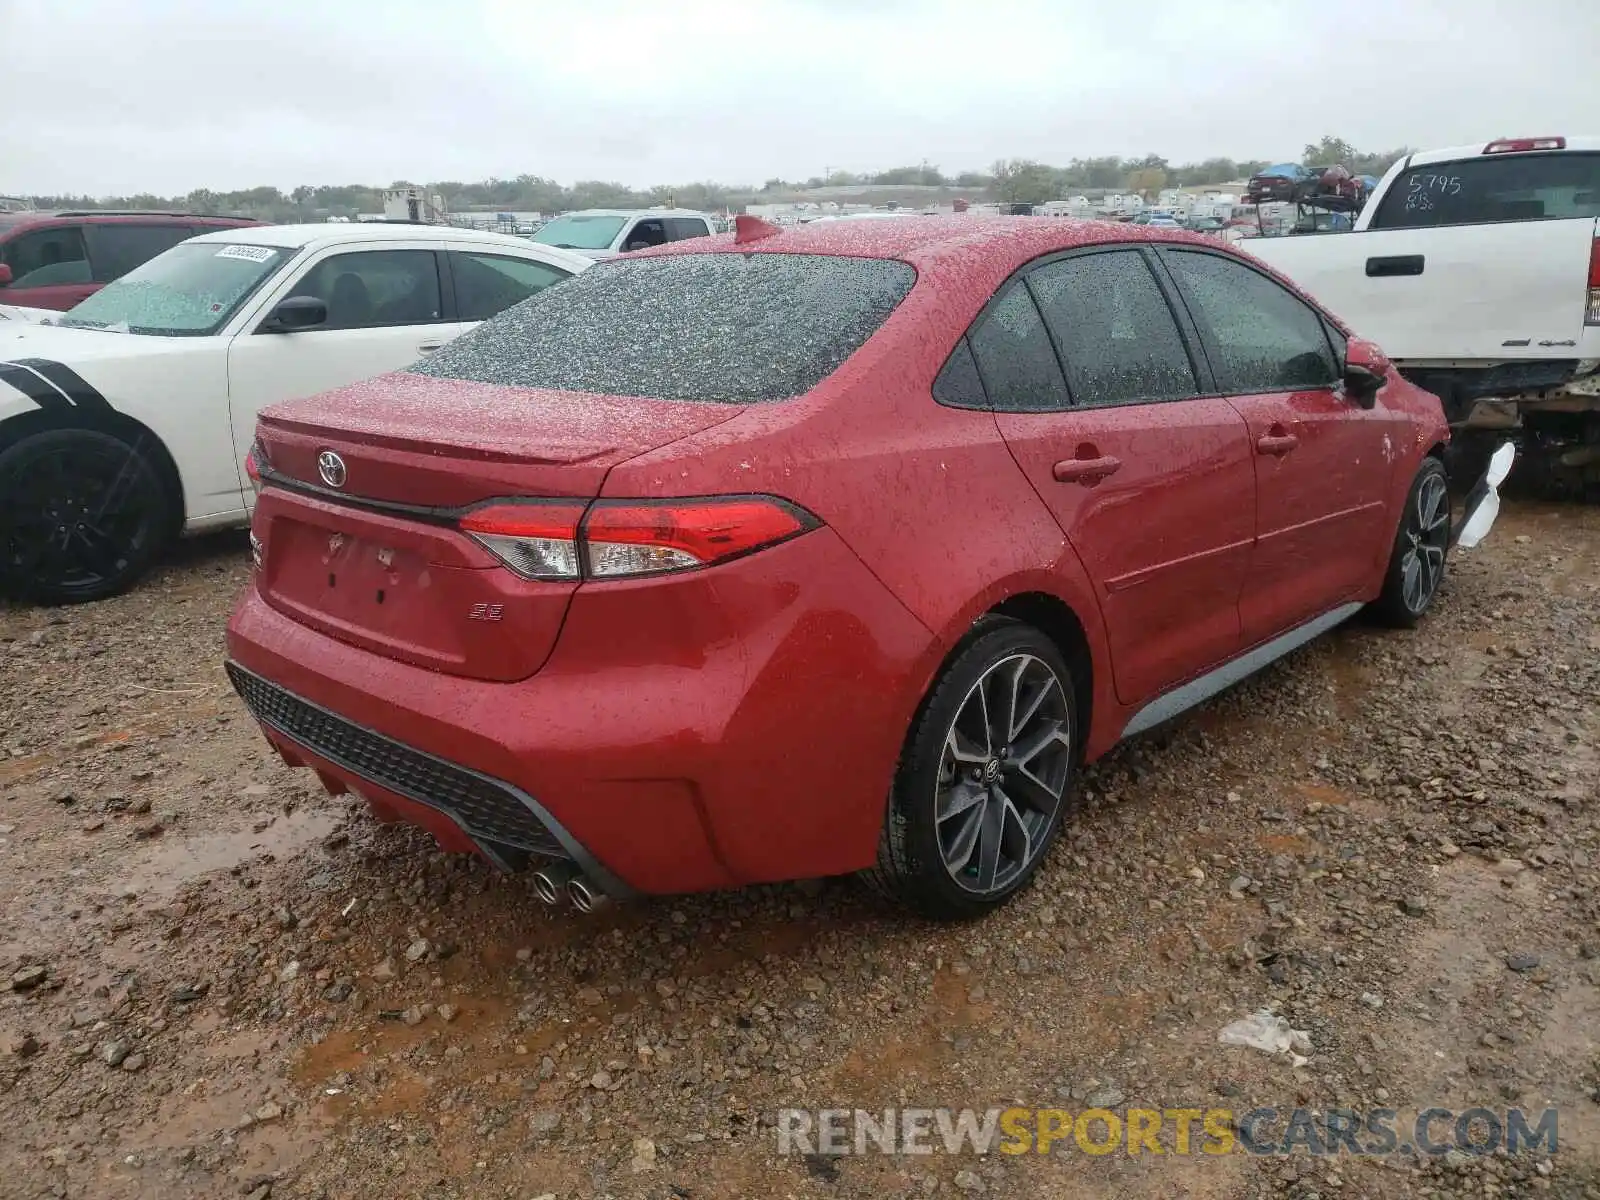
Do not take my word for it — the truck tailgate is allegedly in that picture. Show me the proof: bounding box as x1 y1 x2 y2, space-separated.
1248 216 1597 362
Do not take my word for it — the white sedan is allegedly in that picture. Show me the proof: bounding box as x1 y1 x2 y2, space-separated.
0 223 589 603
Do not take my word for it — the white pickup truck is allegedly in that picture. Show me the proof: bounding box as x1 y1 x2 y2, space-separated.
1246 136 1600 491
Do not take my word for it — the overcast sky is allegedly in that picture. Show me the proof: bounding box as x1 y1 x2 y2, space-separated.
3 0 1595 196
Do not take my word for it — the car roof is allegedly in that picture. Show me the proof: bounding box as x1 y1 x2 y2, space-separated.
549 208 713 219
0 210 252 232
1407 136 1600 166
629 214 1235 273
186 222 578 253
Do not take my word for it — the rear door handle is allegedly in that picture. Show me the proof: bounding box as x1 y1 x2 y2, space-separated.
1256 432 1299 456
1052 455 1121 483
1365 255 1424 277
417 341 446 353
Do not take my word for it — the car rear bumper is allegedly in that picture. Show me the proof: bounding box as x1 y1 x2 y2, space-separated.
225 526 934 895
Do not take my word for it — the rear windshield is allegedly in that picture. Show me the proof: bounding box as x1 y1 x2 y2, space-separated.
414 252 917 403
1370 152 1600 229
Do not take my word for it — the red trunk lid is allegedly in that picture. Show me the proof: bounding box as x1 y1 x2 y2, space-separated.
250 372 742 682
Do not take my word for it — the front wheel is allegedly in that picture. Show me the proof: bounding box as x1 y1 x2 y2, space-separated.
1370 456 1451 628
0 428 172 605
864 619 1078 921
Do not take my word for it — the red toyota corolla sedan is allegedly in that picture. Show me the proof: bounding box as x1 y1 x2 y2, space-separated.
227 215 1460 920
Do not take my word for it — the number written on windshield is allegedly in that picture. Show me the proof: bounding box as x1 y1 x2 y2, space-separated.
1404 173 1462 211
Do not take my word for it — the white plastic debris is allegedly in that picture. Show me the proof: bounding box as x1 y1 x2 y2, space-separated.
1218 1009 1313 1065
1456 443 1516 550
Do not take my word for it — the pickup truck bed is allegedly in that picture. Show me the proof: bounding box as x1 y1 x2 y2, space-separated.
1244 138 1600 493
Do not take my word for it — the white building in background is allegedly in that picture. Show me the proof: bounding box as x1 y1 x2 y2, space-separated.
1037 198 1094 218
381 187 449 223
1097 193 1144 216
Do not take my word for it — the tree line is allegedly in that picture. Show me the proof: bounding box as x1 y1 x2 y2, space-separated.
26 136 1412 220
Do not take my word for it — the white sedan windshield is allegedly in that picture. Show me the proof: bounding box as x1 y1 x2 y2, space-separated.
59 242 291 336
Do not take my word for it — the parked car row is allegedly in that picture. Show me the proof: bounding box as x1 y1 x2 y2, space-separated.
1 203 1514 919
0 223 590 602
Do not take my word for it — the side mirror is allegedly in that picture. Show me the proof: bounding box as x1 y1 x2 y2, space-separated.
1343 337 1389 408
262 295 327 332
0 263 12 288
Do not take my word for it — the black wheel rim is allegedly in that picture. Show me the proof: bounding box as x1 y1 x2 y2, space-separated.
1 443 157 597
1400 472 1449 615
936 653 1072 895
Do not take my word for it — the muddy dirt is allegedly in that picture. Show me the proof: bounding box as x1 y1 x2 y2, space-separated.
1 504 1597 1200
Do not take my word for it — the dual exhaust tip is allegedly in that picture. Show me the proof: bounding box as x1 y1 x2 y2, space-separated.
530 861 608 913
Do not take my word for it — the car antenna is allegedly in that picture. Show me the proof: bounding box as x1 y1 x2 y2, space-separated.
734 214 781 244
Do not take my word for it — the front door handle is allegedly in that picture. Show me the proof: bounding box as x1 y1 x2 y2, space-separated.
1256 432 1299 456
417 341 445 353
1053 454 1122 484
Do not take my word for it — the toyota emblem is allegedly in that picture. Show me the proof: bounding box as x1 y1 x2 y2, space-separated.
317 450 347 489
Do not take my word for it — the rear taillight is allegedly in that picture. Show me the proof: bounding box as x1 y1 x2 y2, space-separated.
244 440 265 496
459 496 819 581
584 499 815 577
459 501 586 581
1588 238 1600 327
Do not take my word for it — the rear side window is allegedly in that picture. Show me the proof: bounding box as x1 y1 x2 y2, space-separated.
932 337 987 408
414 253 916 403
450 252 570 322
967 285 1069 412
1163 250 1338 393
664 218 711 242
1370 152 1600 228
1028 251 1197 408
88 223 194 282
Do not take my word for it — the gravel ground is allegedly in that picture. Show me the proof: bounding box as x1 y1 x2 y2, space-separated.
1 501 1597 1200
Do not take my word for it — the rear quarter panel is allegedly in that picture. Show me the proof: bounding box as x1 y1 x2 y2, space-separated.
602 252 1124 757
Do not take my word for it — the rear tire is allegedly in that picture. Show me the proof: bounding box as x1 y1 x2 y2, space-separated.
864 618 1078 921
0 428 172 605
1370 456 1450 629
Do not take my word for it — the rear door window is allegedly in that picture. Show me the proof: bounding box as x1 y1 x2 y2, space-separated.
664 218 712 242
1369 152 1600 228
449 252 571 321
1028 251 1197 407
1162 249 1338 393
2 226 90 289
414 252 915 403
966 284 1069 412
87 223 195 282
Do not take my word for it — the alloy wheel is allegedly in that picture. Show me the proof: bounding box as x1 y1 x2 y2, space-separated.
1 443 154 598
1400 471 1449 614
935 653 1072 895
